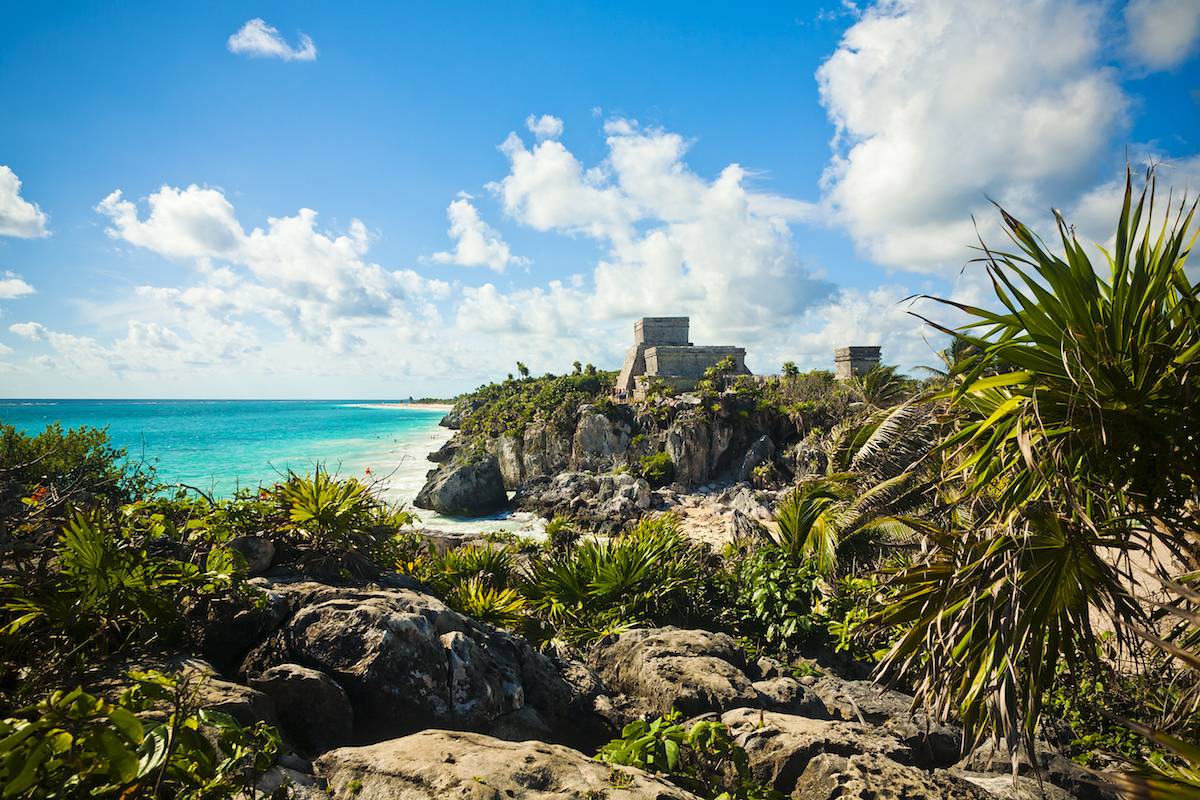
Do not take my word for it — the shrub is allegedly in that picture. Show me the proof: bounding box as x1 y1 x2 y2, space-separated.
0 512 242 686
544 514 581 552
597 710 783 800
639 452 675 488
726 545 823 656
0 670 280 799
523 514 717 646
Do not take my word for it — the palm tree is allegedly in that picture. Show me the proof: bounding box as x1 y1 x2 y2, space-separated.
874 167 1200 766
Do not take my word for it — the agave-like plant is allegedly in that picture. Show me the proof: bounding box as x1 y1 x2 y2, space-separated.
875 168 1200 766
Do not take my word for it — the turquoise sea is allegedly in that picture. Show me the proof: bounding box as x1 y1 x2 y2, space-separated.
0 399 515 532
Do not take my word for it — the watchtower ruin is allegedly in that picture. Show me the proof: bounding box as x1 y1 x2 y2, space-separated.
834 346 881 380
616 317 750 400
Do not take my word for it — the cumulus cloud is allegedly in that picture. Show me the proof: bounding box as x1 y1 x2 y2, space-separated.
9 321 46 339
487 118 830 341
525 114 564 139
1125 0 1200 71
0 272 34 300
0 166 49 238
431 196 527 271
817 0 1129 272
97 184 449 350
227 18 317 62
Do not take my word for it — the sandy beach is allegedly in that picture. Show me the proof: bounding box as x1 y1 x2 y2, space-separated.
352 402 454 411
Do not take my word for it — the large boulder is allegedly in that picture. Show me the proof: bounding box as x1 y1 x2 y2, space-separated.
572 408 634 471
810 676 963 767
589 628 759 720
955 739 1115 800
248 663 354 755
414 454 507 516
315 729 704 800
737 435 774 482
241 581 611 748
721 708 911 795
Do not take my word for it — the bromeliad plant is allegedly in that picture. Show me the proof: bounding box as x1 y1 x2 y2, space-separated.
875 168 1200 768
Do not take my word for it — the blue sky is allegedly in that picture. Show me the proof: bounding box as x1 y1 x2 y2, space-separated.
0 1 1197 398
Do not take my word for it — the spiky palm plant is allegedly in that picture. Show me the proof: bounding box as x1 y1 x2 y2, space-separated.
875 168 1200 768
773 402 942 574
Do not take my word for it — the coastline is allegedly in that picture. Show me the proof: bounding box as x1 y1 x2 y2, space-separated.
350 402 454 411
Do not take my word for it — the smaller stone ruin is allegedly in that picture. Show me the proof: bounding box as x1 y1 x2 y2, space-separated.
834 346 881 380
615 317 750 400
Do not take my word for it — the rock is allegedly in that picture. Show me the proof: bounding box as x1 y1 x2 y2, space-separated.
522 420 573 480
589 628 758 721
227 535 275 575
752 677 827 717
729 509 772 547
427 438 458 463
737 435 774 482
572 409 633 471
810 676 963 767
955 739 1114 800
195 675 280 729
191 584 291 672
251 765 327 800
242 582 611 748
494 433 525 487
953 769 1079 800
414 454 507 517
248 663 353 755
721 708 911 795
792 753 992 800
316 729 704 799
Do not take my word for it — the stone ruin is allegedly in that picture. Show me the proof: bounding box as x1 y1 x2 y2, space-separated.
616 317 750 400
833 346 881 380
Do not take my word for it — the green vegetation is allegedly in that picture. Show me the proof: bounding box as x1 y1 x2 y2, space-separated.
597 711 783 800
638 451 676 487
452 368 618 446
0 670 279 799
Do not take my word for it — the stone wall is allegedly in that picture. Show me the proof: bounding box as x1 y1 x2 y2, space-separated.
645 345 748 379
635 317 689 346
834 346 881 380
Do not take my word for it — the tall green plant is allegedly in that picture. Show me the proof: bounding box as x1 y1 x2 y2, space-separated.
876 168 1199 764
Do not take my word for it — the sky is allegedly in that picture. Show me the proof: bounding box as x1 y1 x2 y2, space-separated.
0 0 1198 398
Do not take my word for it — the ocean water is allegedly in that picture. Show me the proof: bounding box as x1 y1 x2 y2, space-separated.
0 399 525 533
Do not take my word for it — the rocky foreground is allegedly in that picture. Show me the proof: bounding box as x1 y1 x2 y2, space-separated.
134 566 1107 800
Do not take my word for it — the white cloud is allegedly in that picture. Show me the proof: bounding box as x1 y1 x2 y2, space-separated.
0 166 49 238
0 272 34 300
816 0 1129 272
488 119 830 339
1125 0 1200 71
9 321 46 339
431 196 526 272
227 18 317 62
525 114 564 139
97 184 450 349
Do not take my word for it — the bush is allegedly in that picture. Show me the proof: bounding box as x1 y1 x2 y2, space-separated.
639 452 675 488
726 545 823 656
544 514 581 552
597 710 783 800
0 424 155 541
0 670 280 799
0 512 243 688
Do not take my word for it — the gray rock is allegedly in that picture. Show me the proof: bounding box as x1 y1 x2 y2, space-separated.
414 454 507 516
721 708 911 795
589 627 758 720
248 663 353 755
315 729 705 799
572 410 632 471
955 739 1114 800
227 535 275 575
241 581 611 748
752 677 828 717
810 676 963 767
792 753 992 800
737 435 775 482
